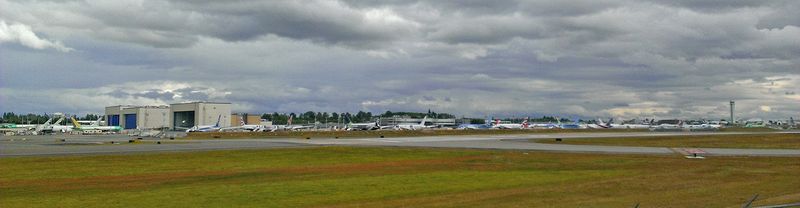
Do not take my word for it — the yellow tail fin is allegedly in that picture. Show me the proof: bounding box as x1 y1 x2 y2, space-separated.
70 117 82 128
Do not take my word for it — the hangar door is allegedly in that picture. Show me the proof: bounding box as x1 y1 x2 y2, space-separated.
108 115 120 126
124 114 137 129
173 111 195 130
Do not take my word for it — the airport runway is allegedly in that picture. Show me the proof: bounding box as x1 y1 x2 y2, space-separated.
1 131 799 157
283 131 800 156
0 135 310 157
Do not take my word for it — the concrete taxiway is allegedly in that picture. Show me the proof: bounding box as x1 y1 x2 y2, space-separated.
0 135 310 157
1 131 799 157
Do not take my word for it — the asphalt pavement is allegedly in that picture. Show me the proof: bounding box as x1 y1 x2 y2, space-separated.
1 131 798 157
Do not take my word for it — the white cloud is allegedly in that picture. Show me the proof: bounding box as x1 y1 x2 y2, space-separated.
0 20 72 52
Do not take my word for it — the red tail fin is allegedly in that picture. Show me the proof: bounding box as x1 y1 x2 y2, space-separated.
523 117 529 128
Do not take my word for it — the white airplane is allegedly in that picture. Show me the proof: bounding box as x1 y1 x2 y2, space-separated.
555 117 586 129
186 115 223 132
395 116 430 130
47 117 74 133
530 123 558 129
229 116 277 132
346 121 380 131
35 117 73 133
274 115 314 131
343 115 382 131
492 117 529 129
622 118 656 129
9 118 52 129
622 123 653 129
76 118 104 126
593 118 655 129
77 117 102 126
457 119 493 130
613 120 652 129
25 117 55 133
222 115 269 132
649 120 684 131
587 118 614 129
684 120 721 130
71 117 121 132
5 118 56 130
13 123 39 129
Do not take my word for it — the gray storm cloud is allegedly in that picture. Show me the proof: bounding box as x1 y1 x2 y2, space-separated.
0 0 798 120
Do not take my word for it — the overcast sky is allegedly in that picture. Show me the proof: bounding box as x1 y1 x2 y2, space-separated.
1 0 798 120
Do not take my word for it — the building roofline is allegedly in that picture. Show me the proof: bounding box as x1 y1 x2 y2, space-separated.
169 101 232 105
128 105 169 109
106 105 137 108
107 105 169 109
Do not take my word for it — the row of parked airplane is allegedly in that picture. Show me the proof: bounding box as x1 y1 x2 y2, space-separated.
192 115 435 132
186 115 319 132
1 116 123 134
12 114 790 134
455 117 726 131
203 115 732 133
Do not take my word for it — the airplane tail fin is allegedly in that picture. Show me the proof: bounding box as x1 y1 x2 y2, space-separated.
288 115 293 126
239 115 246 126
35 117 54 132
215 115 222 127
43 117 53 126
555 117 562 126
93 116 102 126
523 117 529 128
420 116 428 125
53 117 64 126
71 117 82 128
606 118 614 126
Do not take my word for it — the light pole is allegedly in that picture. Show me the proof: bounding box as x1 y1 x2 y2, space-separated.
729 100 735 125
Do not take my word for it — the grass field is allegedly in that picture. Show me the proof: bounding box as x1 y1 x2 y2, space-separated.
537 133 800 149
2 147 799 207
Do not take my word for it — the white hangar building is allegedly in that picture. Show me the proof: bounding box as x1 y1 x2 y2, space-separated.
105 105 170 130
169 102 232 130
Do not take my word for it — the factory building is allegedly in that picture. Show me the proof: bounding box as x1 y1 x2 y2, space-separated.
105 105 132 127
170 102 232 130
105 105 170 130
